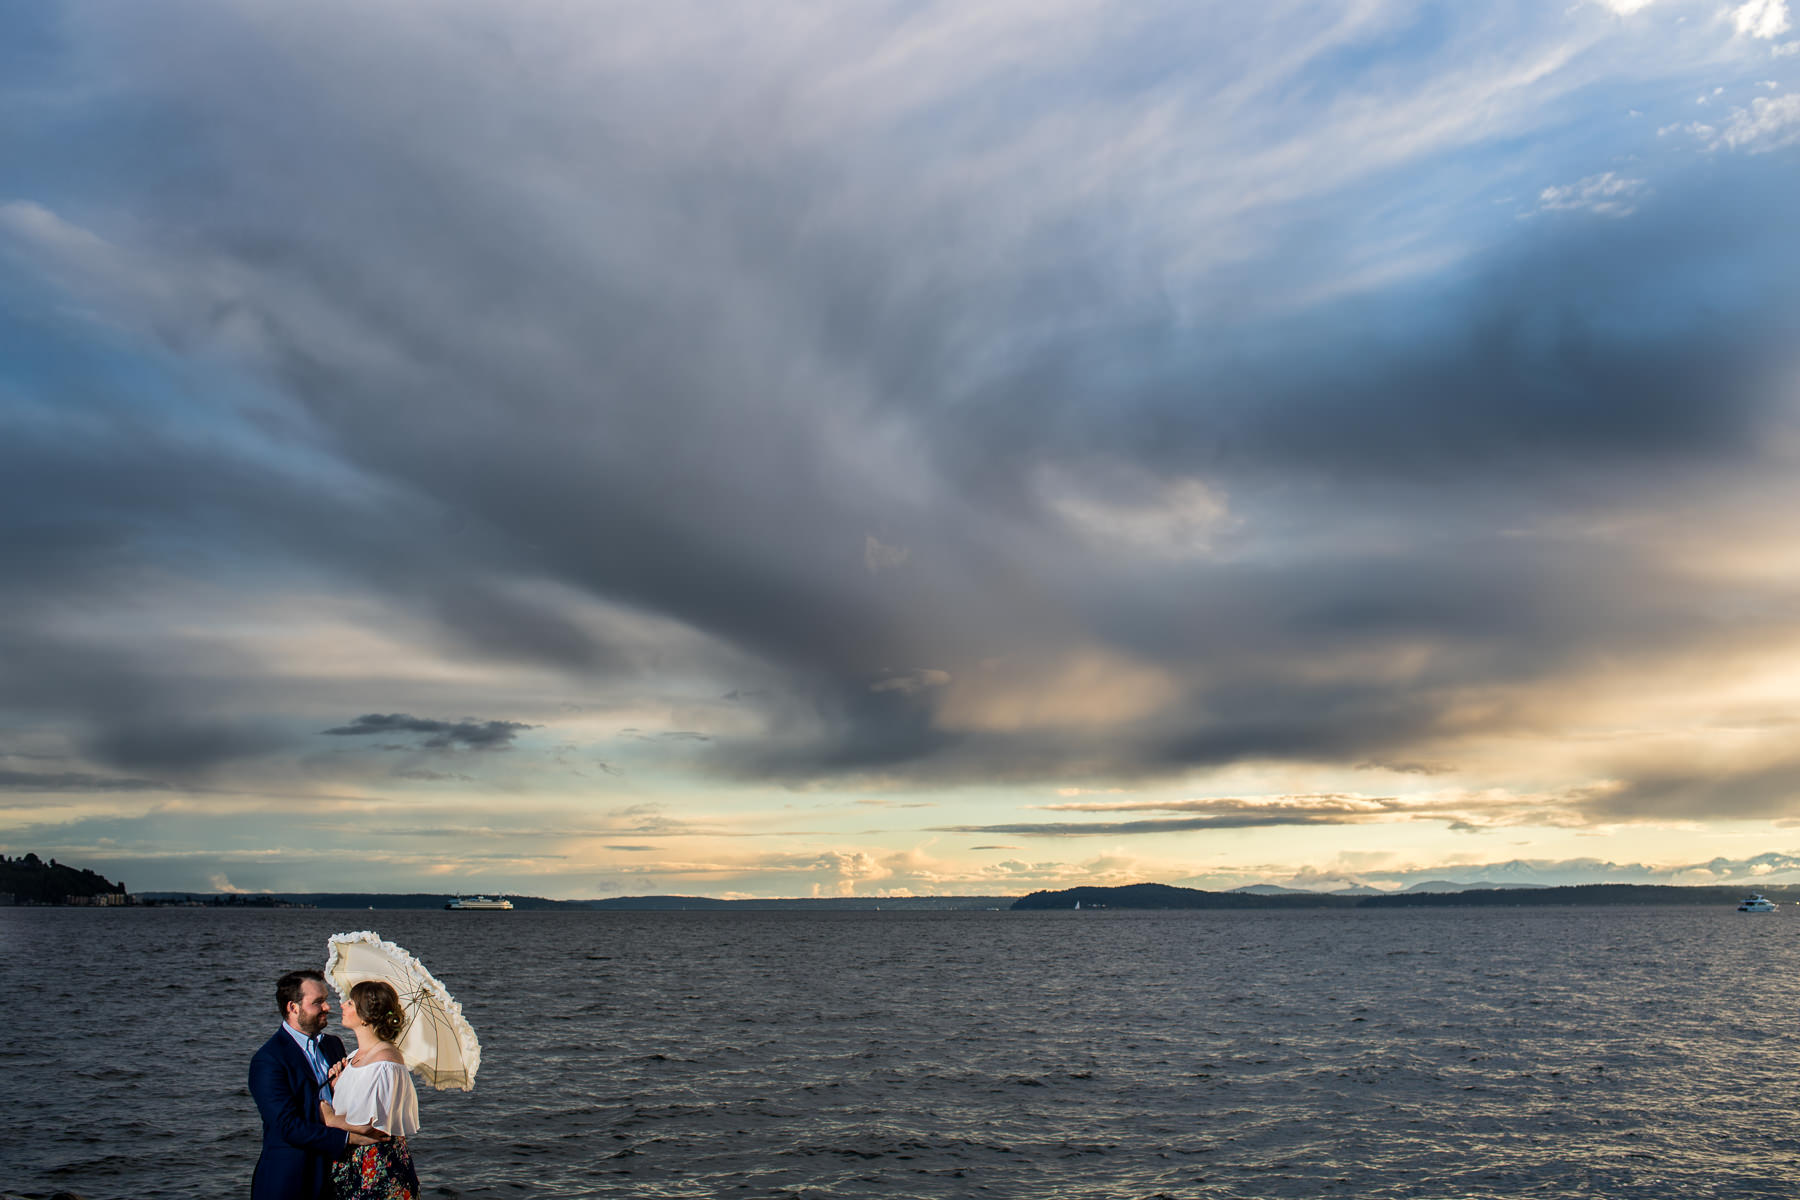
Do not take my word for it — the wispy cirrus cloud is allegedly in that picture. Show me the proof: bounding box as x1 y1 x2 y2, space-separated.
1536 171 1650 216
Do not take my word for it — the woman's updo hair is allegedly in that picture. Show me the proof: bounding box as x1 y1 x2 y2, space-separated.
348 979 407 1042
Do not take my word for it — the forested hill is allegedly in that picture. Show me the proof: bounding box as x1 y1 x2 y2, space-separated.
1013 883 1361 910
0 853 126 903
1012 882 1795 910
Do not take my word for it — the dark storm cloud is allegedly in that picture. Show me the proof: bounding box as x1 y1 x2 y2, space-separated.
1356 761 1455 777
321 714 534 751
0 619 293 777
701 528 1724 784
0 321 613 776
1055 181 1797 484
85 720 289 773
1577 758 1800 823
0 769 170 792
0 338 628 675
4 0 1799 822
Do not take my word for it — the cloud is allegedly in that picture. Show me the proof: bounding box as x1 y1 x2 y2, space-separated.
1573 754 1800 822
1357 759 1456 776
864 535 911 573
392 767 474 782
943 782 1589 837
1357 851 1800 889
320 714 534 751
1734 0 1792 40
947 784 1687 836
869 668 952 696
939 812 1389 836
86 720 289 774
0 200 171 315
0 769 171 792
1536 172 1650 217
1034 464 1234 560
1040 792 1400 815
1714 93 1800 150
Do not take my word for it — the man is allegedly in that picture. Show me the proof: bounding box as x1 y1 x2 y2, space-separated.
249 969 381 1200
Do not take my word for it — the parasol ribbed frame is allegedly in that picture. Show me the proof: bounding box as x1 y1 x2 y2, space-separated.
325 930 482 1091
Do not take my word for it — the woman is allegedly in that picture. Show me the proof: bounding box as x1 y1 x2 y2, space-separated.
318 980 422 1200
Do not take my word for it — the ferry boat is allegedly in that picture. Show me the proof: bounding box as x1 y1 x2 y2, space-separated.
445 895 514 910
1737 893 1776 912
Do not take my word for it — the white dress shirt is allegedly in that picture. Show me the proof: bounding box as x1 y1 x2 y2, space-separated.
282 1022 333 1104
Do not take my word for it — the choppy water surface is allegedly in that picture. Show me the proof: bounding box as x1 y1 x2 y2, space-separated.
7 905 1800 1198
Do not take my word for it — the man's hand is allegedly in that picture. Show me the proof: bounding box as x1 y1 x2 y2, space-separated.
346 1124 389 1147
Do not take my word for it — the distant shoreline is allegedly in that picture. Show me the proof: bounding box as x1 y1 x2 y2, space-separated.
5 881 1791 911
79 892 1021 911
1011 882 1797 910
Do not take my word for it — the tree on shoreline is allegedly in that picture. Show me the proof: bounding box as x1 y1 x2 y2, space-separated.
0 853 125 904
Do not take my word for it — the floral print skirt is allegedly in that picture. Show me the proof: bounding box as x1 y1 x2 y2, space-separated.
332 1136 420 1200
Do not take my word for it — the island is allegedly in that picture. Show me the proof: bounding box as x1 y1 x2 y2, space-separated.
1010 882 1800 909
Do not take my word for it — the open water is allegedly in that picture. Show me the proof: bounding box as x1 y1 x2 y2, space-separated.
5 905 1800 1199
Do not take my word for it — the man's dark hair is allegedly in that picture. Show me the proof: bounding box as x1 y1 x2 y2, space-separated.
275 968 327 1019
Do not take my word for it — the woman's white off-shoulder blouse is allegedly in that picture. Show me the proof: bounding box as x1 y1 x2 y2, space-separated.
333 1059 421 1137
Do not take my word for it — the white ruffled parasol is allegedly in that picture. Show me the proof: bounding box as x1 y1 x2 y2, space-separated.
325 930 481 1091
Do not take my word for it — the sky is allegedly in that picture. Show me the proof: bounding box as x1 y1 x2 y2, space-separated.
4 0 1800 899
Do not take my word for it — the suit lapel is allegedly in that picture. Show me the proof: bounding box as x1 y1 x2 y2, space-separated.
276 1026 322 1113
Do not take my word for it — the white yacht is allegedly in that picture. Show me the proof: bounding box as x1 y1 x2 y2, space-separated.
1737 893 1776 913
445 895 514 910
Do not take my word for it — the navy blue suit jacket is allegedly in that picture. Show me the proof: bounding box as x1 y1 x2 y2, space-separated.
249 1027 349 1200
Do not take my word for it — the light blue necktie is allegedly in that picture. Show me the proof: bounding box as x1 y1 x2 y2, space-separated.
304 1036 334 1104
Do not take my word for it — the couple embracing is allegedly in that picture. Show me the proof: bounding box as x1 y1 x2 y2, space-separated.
249 968 424 1200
